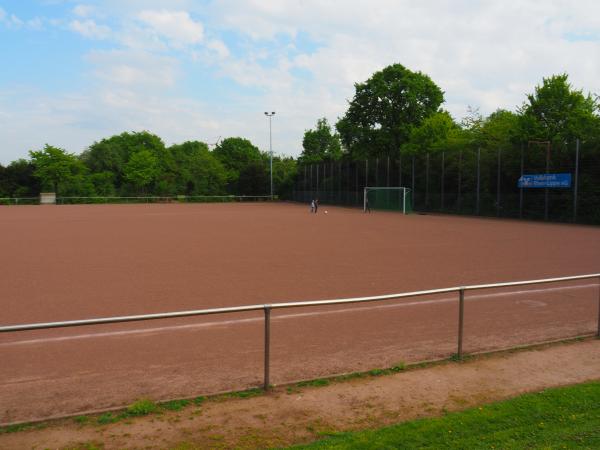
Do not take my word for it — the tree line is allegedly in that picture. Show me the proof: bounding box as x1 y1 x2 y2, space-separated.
0 134 297 199
1 64 599 202
300 67 600 164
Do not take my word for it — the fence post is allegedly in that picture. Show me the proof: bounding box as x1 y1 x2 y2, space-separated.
411 156 415 206
264 305 271 390
496 148 501 217
425 153 430 208
519 143 524 219
476 147 481 215
597 277 600 338
399 155 402 188
545 141 550 221
457 288 465 359
441 151 445 211
355 162 359 205
573 139 580 223
457 150 462 212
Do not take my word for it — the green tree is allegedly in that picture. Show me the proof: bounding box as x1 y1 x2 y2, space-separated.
213 137 264 193
30 145 91 195
401 111 460 155
336 63 444 159
123 149 159 194
81 131 169 195
519 74 599 143
238 159 269 195
300 118 342 163
169 141 227 195
0 159 40 197
272 156 298 198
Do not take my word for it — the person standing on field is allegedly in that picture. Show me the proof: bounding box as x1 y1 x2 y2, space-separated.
314 199 319 213
310 199 315 213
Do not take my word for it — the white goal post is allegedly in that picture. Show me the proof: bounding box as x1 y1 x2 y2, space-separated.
363 187 412 214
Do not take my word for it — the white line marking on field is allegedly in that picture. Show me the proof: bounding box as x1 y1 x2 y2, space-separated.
1 283 596 347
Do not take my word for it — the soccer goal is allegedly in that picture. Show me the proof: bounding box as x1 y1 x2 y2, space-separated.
364 187 412 214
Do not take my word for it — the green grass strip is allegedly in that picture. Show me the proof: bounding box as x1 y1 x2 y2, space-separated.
290 381 600 449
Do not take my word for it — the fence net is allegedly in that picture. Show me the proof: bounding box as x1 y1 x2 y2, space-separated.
365 188 412 213
291 141 600 224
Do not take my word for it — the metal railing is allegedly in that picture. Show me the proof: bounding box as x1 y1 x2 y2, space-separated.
1 195 275 205
55 195 274 204
0 197 39 205
1 273 599 391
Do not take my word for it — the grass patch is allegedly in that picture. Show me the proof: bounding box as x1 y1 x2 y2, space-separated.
297 379 331 388
160 399 190 411
0 421 47 434
96 413 120 425
126 399 158 416
291 381 600 449
220 388 264 400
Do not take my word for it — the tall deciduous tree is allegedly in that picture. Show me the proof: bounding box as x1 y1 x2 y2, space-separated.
30 145 90 195
81 131 169 194
169 141 227 195
336 63 444 159
213 137 265 194
519 74 599 144
401 111 460 155
123 149 159 194
0 159 40 197
300 118 342 163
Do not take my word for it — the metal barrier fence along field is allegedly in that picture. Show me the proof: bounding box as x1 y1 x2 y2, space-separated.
1 195 274 205
1 274 599 392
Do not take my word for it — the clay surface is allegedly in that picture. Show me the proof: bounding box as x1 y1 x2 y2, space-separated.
1 203 599 424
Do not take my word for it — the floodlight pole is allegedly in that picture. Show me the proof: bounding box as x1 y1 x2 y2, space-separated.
264 112 276 200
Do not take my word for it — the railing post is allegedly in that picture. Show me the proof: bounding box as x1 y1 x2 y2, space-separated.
457 288 465 359
597 277 600 338
264 305 271 390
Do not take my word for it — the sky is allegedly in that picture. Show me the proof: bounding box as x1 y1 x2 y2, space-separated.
1 1 600 165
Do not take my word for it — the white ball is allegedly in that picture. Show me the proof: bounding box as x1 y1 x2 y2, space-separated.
325 210 328 214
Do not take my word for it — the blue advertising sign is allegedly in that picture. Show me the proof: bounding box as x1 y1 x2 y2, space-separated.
517 173 572 188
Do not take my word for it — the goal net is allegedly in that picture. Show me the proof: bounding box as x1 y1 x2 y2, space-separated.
364 187 412 214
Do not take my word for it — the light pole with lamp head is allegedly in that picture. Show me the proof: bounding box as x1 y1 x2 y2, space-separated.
264 112 275 200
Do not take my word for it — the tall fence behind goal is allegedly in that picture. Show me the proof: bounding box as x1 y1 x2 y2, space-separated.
291 139 600 224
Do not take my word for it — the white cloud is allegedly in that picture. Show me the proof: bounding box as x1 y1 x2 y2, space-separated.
72 4 96 18
70 19 111 40
0 8 25 29
9 14 23 27
27 17 44 30
3 0 600 164
86 50 179 88
138 10 203 47
206 39 229 59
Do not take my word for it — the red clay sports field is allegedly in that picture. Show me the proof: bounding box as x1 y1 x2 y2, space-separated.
1 202 599 423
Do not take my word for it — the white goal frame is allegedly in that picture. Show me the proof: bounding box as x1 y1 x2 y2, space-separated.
363 187 411 214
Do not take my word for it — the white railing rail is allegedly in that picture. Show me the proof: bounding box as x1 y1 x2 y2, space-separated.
2 273 599 390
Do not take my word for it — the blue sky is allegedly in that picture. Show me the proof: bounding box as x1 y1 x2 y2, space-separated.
1 0 599 164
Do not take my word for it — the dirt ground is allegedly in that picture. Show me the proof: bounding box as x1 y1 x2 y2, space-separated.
1 203 599 425
1 338 599 450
